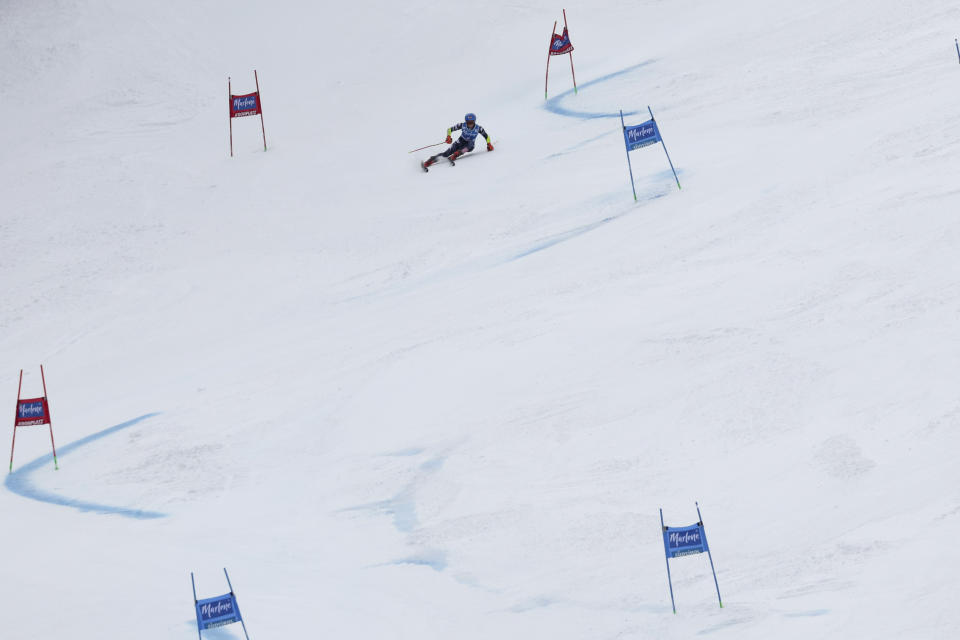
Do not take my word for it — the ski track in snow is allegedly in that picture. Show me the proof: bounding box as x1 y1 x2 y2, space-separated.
342 179 674 306
342 451 451 572
543 60 655 120
5 413 166 519
543 130 616 160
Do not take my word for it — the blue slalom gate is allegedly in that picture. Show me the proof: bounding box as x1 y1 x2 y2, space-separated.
621 106 681 200
660 502 723 613
191 568 251 639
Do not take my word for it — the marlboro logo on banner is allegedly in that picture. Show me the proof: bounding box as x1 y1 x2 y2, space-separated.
549 27 573 55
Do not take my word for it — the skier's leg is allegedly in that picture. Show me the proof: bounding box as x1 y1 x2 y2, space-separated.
441 139 467 158
454 142 475 159
425 144 454 168
449 139 474 161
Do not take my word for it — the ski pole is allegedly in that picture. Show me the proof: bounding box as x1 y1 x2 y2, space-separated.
408 141 446 153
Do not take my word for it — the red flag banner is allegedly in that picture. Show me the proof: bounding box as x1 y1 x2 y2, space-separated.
15 397 50 427
230 92 261 118
549 27 573 55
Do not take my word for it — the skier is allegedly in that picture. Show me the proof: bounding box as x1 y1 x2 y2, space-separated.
422 113 493 171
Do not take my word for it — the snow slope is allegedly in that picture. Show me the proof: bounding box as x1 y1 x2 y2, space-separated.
2 0 960 637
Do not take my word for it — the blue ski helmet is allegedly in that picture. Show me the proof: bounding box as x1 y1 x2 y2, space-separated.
464 113 477 125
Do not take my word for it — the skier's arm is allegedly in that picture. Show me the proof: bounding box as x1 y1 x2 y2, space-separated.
446 123 461 143
477 125 493 150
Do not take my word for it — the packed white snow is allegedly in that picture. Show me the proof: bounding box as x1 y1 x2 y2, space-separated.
2 0 960 637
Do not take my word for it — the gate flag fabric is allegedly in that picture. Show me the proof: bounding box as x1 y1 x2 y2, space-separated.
624 119 661 151
549 27 573 55
659 503 723 614
544 9 578 99
15 397 50 427
191 569 251 640
230 92 261 119
9 366 59 473
662 522 708 558
196 593 242 629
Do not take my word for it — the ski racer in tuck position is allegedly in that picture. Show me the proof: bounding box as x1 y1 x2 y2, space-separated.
422 113 493 171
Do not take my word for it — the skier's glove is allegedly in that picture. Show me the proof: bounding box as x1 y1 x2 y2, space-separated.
486 142 494 151
446 135 453 144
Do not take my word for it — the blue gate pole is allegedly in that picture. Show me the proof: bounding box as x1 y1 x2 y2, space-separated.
224 568 252 640
621 110 638 202
191 573 202 640
956 38 959 63
648 106 681 190
696 502 723 608
660 508 677 614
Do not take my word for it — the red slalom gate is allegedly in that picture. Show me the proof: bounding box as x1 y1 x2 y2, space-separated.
10 365 59 472
229 70 268 156
545 9 577 99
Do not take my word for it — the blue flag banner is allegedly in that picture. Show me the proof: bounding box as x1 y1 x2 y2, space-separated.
624 119 660 151
663 523 708 558
196 593 242 629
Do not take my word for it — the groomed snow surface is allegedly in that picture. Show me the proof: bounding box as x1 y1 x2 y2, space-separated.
2 1 960 637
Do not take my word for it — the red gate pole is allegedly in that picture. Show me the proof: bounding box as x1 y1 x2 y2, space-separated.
564 10 578 94
9 369 22 473
229 77 234 157
41 365 58 470
545 20 556 100
568 52 578 94
255 70 267 151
